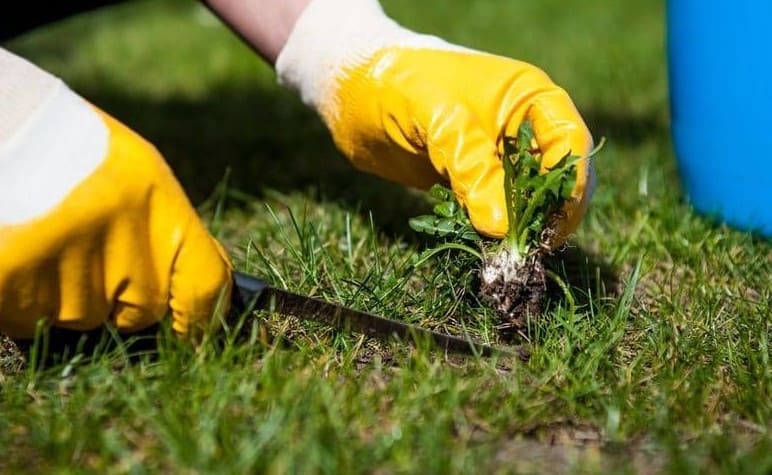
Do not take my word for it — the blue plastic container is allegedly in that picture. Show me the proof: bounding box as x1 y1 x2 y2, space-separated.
667 1 772 237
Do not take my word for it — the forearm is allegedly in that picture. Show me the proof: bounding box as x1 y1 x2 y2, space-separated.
203 0 311 65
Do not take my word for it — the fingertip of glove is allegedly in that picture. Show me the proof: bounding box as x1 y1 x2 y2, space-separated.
169 232 234 337
466 196 508 239
171 264 232 337
455 165 509 239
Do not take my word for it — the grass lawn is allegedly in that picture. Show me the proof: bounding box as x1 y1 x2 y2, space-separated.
1 0 770 473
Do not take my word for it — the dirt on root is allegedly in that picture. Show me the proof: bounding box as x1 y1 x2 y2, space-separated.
0 334 26 380
479 249 547 337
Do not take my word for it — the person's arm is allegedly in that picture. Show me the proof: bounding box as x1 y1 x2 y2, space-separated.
203 0 310 64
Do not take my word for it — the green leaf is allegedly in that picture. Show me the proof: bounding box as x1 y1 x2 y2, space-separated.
409 215 439 234
460 229 482 241
433 201 458 218
435 218 457 236
517 120 534 152
428 184 453 202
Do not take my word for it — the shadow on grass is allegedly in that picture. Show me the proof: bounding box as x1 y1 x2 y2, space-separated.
9 324 163 371
84 86 432 241
7 282 313 371
583 107 670 147
544 245 622 310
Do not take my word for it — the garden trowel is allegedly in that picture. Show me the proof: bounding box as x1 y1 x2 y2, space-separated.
231 271 527 359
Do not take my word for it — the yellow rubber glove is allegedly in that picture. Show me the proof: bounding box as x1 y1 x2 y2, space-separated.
0 50 231 339
277 0 594 243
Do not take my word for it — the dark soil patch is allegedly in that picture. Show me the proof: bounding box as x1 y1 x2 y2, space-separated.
480 249 547 338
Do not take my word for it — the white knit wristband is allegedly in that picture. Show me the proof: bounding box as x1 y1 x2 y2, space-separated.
0 48 60 144
0 48 108 225
275 0 461 117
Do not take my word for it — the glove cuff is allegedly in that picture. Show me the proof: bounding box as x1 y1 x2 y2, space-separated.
0 48 60 144
0 48 108 225
275 0 458 120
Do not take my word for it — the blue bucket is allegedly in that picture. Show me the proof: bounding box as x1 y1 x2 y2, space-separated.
667 1 772 237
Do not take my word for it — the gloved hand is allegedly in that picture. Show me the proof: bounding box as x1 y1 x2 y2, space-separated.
0 50 231 339
276 0 594 243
